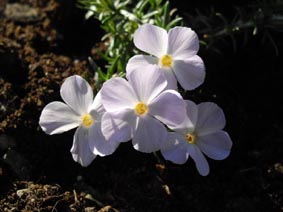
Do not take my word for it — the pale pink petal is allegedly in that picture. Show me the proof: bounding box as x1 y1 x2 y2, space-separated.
71 127 97 167
149 90 185 126
89 91 105 122
187 144 209 176
88 122 120 157
134 24 168 57
161 68 178 90
196 102 226 136
126 55 158 76
160 132 189 164
101 111 133 143
60 75 93 115
168 27 199 59
169 100 199 134
132 116 167 153
39 101 81 135
173 55 205 90
198 131 232 160
100 77 138 112
127 65 167 103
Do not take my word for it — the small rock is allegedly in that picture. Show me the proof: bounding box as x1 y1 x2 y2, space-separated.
16 188 30 198
4 3 39 22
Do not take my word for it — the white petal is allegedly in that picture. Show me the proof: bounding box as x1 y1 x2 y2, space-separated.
173 55 205 90
101 111 132 143
127 65 167 103
161 132 189 164
198 131 232 160
149 90 185 126
71 127 97 167
170 100 198 133
89 91 105 122
100 77 138 112
39 101 81 135
134 24 168 57
126 55 158 76
161 68 178 90
60 75 94 115
132 116 167 153
187 144 209 176
196 102 226 136
168 27 200 59
88 122 120 157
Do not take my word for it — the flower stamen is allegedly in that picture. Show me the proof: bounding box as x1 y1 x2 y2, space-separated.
160 54 173 68
186 133 196 144
135 102 148 116
82 114 94 127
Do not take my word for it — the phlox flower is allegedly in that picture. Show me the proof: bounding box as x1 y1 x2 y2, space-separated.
161 100 232 176
126 24 205 90
100 65 186 153
39 75 119 167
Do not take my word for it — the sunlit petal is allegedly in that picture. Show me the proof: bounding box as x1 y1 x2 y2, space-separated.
71 127 96 167
127 65 167 103
101 77 138 112
134 24 168 57
132 116 167 153
173 56 205 90
149 90 185 126
168 27 199 59
39 101 80 135
60 75 93 115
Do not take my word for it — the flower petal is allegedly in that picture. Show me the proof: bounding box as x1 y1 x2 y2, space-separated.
100 77 138 112
168 27 200 59
149 90 185 127
71 127 97 167
187 144 210 176
134 24 168 57
198 130 232 160
126 55 158 76
161 132 189 164
89 91 105 122
101 111 133 143
39 101 81 135
60 75 94 115
173 55 205 90
170 100 198 133
88 122 120 157
161 68 178 90
132 116 167 153
127 65 167 103
196 102 226 136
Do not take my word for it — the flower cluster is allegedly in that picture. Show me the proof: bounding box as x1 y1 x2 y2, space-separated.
39 24 232 176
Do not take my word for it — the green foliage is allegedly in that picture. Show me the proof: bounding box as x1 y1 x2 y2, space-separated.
77 0 182 84
186 0 283 54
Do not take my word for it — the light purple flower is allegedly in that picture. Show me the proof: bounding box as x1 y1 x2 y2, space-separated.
39 75 119 167
126 24 205 90
100 65 186 153
161 100 232 176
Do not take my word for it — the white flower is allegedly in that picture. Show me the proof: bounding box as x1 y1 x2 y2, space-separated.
161 100 232 176
126 24 205 90
100 65 186 153
39 75 119 167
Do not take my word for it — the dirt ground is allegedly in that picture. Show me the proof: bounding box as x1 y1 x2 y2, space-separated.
0 0 283 211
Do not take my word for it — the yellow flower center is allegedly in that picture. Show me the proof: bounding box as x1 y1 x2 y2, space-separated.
185 133 197 144
82 114 94 127
160 54 173 68
135 102 148 116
